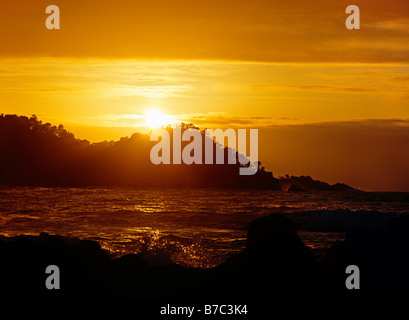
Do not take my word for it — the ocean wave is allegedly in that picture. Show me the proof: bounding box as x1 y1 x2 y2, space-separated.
103 232 235 269
292 209 401 232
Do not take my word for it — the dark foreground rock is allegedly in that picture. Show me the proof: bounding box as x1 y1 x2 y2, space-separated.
0 214 409 300
320 214 409 299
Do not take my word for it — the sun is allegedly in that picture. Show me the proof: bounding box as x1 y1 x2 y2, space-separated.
144 109 173 129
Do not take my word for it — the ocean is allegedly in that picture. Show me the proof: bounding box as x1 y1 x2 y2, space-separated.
0 187 408 268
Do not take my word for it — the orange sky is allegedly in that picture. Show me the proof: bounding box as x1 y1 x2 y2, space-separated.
1 0 409 191
1 0 409 62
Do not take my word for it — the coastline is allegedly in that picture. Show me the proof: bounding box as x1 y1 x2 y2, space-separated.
1 213 409 300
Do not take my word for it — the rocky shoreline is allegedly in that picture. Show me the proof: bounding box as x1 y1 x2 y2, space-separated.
1 213 408 300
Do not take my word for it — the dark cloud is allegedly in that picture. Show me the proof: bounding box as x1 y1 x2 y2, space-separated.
259 118 409 191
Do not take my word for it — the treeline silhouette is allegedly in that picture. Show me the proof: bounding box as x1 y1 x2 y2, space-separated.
0 114 280 189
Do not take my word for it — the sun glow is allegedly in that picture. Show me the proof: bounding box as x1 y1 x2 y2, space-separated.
144 109 173 129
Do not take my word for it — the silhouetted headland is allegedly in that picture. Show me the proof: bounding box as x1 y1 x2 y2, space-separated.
0 114 356 191
279 175 358 192
1 213 408 300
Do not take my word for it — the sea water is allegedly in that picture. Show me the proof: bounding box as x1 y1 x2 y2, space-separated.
0 187 408 268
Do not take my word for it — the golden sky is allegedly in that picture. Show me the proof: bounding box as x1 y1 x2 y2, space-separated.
1 0 409 191
1 0 409 62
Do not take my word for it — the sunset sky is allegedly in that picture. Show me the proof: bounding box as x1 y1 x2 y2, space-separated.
1 0 409 191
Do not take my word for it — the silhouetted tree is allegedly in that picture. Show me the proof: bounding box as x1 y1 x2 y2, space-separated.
0 115 281 189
